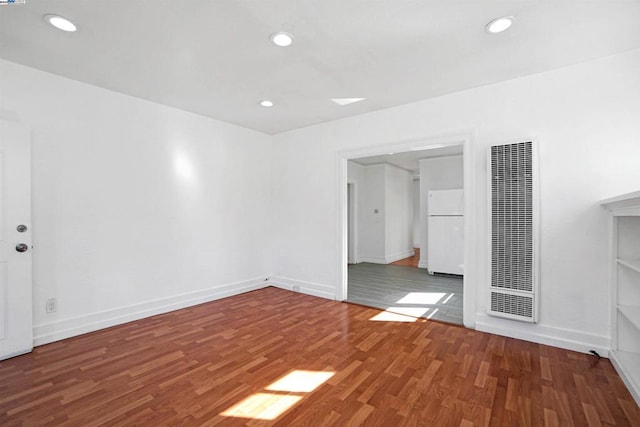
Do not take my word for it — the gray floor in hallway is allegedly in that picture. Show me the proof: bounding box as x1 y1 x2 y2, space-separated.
347 262 463 325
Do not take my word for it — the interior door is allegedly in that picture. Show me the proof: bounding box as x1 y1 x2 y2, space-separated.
0 120 32 360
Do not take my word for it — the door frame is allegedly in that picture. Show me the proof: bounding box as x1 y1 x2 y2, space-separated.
336 131 477 328
347 181 358 264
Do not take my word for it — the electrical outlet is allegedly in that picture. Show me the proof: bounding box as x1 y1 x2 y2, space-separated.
46 298 57 313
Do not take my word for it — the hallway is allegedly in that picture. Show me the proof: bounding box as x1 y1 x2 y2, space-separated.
347 262 463 325
390 248 420 268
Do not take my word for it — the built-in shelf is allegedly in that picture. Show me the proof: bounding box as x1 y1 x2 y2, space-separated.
612 350 640 403
618 258 640 274
618 305 640 331
601 190 640 407
600 190 640 216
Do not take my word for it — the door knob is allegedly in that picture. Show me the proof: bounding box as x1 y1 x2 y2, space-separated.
16 243 28 253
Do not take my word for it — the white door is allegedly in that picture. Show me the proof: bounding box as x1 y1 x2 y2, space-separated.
0 120 32 360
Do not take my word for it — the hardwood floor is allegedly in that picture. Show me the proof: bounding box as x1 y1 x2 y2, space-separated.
390 248 420 267
1 287 639 426
348 262 463 325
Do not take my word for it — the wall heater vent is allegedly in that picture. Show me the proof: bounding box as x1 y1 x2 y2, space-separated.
488 141 538 323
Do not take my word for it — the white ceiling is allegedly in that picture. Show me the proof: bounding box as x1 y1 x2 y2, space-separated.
1 1 639 135
351 145 463 174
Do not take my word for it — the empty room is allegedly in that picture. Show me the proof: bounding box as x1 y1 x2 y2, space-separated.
1 1 640 425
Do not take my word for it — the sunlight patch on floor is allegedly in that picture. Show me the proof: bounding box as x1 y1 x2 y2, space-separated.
370 309 422 322
220 393 302 420
266 370 335 393
221 369 335 420
396 292 446 305
441 293 455 304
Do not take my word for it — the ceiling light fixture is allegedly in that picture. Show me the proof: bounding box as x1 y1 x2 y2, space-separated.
411 144 446 151
44 14 77 32
331 98 366 106
485 16 514 34
260 100 274 107
270 32 294 47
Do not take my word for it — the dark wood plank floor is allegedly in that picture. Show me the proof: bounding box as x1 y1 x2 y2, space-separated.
1 287 639 426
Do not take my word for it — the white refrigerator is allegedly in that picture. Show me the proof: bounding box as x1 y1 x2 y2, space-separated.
427 189 464 275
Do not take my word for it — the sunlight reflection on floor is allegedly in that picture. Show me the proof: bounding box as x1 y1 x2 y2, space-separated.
221 369 335 420
395 292 446 305
370 309 425 322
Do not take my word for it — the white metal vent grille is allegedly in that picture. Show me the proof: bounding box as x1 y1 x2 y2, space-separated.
490 291 533 319
489 141 538 323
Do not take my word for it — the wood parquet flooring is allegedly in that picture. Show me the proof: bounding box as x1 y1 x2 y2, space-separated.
1 287 638 426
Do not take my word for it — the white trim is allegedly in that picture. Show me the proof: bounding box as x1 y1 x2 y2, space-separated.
475 313 610 356
33 277 269 346
0 348 32 361
336 130 477 327
610 350 640 406
610 216 618 352
358 256 387 264
337 152 348 301
600 190 640 215
269 276 336 300
347 180 359 264
385 249 415 263
358 249 415 265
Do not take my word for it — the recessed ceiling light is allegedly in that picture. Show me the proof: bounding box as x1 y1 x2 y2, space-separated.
260 100 274 107
44 14 77 32
411 144 446 151
331 98 366 106
485 16 514 34
270 32 294 47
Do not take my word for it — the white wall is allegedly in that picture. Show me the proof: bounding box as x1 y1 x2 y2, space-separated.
384 165 413 262
0 60 273 345
270 49 640 353
347 161 365 263
4 48 640 354
413 179 420 248
347 162 414 264
418 155 464 268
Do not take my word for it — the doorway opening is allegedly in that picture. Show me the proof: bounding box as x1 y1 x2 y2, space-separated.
338 133 475 327
347 182 357 264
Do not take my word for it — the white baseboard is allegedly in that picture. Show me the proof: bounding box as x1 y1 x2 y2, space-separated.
418 261 428 269
269 276 335 300
475 313 610 356
360 249 415 265
358 255 387 264
33 277 269 346
385 249 415 263
609 350 640 406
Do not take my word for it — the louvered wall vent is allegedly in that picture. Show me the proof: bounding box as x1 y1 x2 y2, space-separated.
488 141 538 323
